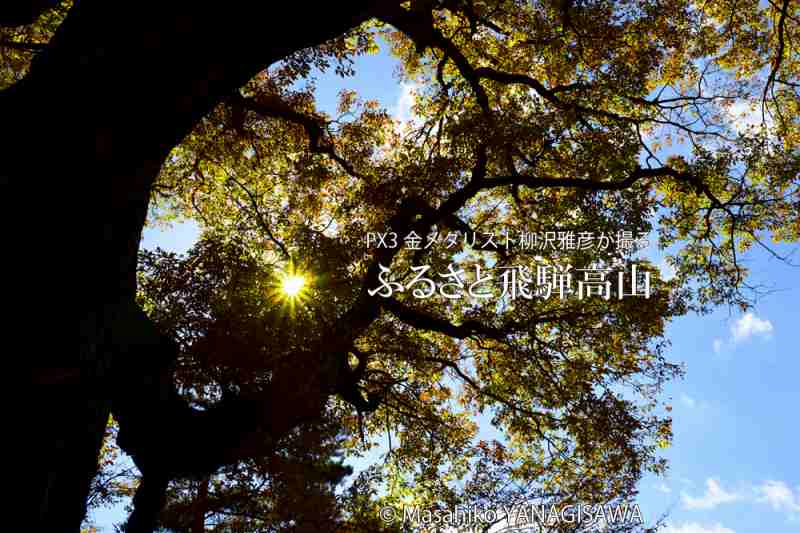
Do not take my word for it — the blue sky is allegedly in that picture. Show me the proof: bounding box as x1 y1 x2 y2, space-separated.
94 40 800 533
637 243 800 533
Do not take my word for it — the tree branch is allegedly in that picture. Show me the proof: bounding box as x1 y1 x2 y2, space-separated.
231 93 366 181
382 297 506 340
0 39 47 51
0 0 61 27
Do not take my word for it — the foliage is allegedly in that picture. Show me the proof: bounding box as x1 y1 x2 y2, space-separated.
6 0 798 531
0 1 69 88
81 418 139 531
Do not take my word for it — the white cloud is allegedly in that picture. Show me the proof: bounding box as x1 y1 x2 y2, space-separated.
678 478 800 520
756 481 800 515
661 522 735 533
681 394 697 408
730 313 774 343
682 478 741 510
712 313 774 355
392 82 420 129
712 338 723 354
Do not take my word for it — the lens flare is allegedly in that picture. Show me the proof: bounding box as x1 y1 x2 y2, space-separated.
281 274 306 298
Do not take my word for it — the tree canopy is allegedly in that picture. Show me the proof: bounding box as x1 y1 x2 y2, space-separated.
6 0 798 532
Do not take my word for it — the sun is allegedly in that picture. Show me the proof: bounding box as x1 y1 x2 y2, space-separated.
281 274 306 298
271 265 312 313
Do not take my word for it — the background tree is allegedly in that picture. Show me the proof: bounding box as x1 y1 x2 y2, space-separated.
6 0 797 531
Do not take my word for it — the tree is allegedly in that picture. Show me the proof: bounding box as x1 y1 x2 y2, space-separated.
7 1 797 532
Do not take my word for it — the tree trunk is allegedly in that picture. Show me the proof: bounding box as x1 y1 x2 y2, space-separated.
3 2 390 531
192 477 209 533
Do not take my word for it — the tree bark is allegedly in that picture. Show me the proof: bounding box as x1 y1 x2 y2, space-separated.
192 477 209 533
0 0 61 27
3 2 394 531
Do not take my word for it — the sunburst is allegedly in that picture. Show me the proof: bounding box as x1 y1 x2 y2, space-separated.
281 273 306 298
271 264 312 315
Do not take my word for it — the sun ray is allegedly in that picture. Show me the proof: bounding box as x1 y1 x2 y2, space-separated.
281 274 306 298
271 264 312 317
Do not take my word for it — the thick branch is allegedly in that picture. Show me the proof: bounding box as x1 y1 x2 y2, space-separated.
232 93 365 180
0 0 61 27
383 297 506 340
121 473 169 533
379 3 491 112
0 39 47 51
484 164 681 192
763 0 792 106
